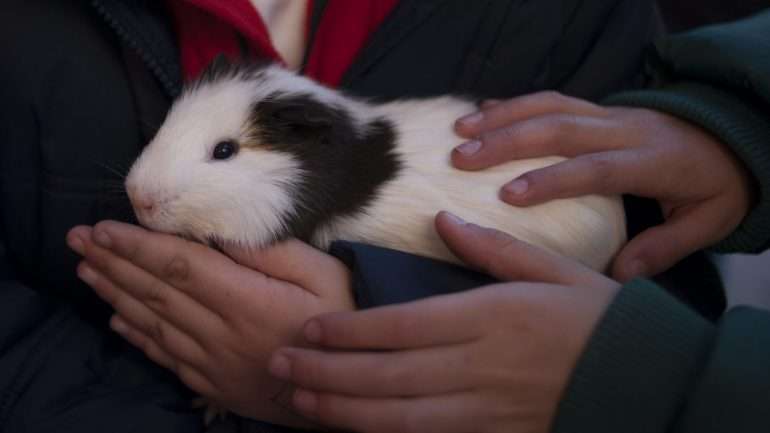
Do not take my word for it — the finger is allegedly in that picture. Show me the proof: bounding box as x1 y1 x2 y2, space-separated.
223 240 350 298
453 114 620 171
88 220 273 311
110 315 177 371
435 211 613 287
269 346 475 397
66 225 92 255
292 389 485 433
110 315 219 396
455 90 607 138
301 293 484 350
611 201 729 282
79 237 224 340
78 260 210 365
500 150 659 206
478 98 502 109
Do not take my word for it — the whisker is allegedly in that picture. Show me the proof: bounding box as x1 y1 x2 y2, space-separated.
90 159 129 180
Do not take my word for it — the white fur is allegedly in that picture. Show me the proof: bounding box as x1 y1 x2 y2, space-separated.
125 73 304 247
313 97 626 270
127 65 626 271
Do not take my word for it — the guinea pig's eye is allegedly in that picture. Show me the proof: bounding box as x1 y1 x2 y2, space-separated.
212 140 239 160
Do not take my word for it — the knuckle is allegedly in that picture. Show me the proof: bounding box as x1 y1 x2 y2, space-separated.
538 90 568 106
586 154 617 187
145 279 171 310
162 254 191 283
482 125 519 150
551 113 580 138
148 319 170 345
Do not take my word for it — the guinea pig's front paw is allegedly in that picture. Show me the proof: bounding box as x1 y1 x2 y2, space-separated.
192 396 229 426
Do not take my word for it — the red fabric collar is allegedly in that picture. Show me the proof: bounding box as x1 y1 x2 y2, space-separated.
166 0 399 87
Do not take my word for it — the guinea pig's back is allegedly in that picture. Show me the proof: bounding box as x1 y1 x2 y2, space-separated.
319 96 626 271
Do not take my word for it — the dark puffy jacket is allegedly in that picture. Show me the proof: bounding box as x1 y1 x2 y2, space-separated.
0 1 681 432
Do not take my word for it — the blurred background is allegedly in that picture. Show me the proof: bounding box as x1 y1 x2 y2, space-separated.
658 0 770 310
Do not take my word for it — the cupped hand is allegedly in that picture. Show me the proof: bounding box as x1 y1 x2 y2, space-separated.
454 91 754 281
66 221 354 427
267 212 620 433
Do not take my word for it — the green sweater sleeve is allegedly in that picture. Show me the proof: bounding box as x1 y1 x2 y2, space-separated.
552 280 770 433
605 9 770 253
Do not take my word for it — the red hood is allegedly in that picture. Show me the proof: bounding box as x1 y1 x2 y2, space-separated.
167 0 399 87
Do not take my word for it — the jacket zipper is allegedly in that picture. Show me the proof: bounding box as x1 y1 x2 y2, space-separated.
90 0 181 97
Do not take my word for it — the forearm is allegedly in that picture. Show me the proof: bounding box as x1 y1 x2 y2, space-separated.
553 279 770 433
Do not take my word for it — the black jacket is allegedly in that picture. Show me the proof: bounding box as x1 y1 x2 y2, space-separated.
0 1 668 431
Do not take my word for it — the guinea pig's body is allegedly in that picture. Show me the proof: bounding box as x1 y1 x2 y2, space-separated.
126 60 626 271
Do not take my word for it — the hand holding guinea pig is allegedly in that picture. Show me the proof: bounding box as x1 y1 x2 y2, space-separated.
454 92 755 281
265 212 620 433
66 221 354 428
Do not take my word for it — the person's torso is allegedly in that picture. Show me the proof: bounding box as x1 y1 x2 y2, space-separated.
2 0 664 307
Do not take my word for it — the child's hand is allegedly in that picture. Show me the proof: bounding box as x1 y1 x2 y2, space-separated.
66 221 354 427
453 92 754 281
268 212 620 433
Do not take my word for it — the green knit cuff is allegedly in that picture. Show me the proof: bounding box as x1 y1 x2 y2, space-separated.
605 82 770 253
675 307 770 432
552 279 715 433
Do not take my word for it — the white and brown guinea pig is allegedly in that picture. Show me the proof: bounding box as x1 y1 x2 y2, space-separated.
125 59 626 271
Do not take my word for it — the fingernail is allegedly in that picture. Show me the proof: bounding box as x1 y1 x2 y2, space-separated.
78 263 98 284
503 179 529 196
625 260 648 279
293 389 318 418
457 112 483 127
479 99 502 109
304 320 322 344
67 234 85 255
94 229 112 248
441 211 467 226
454 140 482 156
268 354 292 380
111 315 128 334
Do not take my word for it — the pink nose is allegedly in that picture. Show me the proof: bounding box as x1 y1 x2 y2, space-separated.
133 195 155 212
126 185 155 214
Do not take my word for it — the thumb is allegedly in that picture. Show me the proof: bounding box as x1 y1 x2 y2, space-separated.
223 240 350 298
435 211 612 287
611 203 724 282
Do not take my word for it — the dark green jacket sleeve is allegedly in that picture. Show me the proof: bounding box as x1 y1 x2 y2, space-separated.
605 9 770 253
553 279 770 433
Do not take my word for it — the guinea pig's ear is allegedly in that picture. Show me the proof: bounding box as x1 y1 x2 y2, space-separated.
198 54 236 84
255 94 349 138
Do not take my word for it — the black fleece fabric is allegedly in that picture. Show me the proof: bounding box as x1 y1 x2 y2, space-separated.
0 1 724 432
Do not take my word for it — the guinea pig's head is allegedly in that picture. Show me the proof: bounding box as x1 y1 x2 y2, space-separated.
125 60 399 248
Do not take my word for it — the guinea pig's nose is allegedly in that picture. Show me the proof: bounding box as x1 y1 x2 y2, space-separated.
136 198 155 212
129 192 155 213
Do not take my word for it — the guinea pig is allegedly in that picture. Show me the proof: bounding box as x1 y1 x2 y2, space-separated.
125 59 626 271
